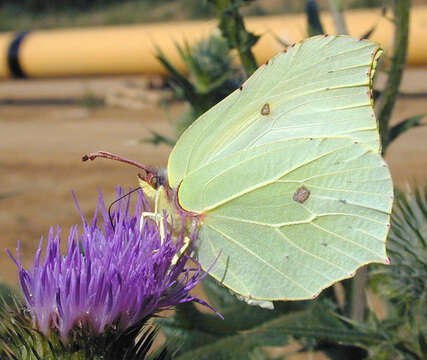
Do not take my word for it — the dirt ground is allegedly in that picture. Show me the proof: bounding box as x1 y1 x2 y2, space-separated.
1 69 426 289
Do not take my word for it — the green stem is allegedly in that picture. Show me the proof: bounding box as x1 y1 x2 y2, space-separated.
349 0 411 322
239 46 258 77
378 0 411 154
350 267 368 321
328 0 349 34
210 0 259 76
306 0 325 36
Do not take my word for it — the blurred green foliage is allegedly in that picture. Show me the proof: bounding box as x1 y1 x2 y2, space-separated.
0 0 169 12
0 0 387 13
350 0 383 8
372 184 426 320
0 0 397 31
77 91 105 108
0 283 15 309
150 32 244 144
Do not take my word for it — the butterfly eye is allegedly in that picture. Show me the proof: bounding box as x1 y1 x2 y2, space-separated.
151 176 159 189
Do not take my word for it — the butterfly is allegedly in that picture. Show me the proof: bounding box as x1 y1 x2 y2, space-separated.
85 35 393 301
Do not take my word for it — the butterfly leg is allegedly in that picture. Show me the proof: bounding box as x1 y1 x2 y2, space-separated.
171 236 191 266
140 189 166 243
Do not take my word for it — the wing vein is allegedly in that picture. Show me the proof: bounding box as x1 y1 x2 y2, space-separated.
202 143 355 211
206 223 314 295
274 229 349 272
310 223 384 257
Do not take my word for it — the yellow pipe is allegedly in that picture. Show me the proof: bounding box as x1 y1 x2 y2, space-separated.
0 6 426 79
0 32 14 77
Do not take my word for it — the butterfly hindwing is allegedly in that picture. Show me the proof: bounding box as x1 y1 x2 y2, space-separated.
178 138 392 299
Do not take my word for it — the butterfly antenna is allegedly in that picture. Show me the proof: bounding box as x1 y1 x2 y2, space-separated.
108 188 141 231
82 151 155 175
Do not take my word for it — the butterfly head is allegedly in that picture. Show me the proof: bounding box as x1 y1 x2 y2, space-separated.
138 167 168 190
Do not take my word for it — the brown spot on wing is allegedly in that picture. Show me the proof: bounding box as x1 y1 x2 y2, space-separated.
261 103 270 116
293 186 310 203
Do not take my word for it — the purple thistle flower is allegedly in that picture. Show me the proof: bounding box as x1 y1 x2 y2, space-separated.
8 189 219 342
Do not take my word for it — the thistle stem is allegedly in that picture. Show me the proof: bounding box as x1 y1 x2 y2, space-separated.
378 0 410 153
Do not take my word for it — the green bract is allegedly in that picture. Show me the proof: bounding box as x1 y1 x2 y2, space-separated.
168 35 393 301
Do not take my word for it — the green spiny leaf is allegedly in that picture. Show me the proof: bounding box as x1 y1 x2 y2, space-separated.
388 114 426 145
142 131 176 147
208 0 258 76
306 0 324 36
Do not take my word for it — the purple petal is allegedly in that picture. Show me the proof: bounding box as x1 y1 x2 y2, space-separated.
8 188 219 342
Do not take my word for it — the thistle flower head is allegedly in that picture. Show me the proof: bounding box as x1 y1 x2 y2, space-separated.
8 189 215 342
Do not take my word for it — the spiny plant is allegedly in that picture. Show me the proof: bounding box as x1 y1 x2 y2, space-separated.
148 0 256 146
0 299 171 360
0 189 214 359
153 32 243 143
369 183 426 359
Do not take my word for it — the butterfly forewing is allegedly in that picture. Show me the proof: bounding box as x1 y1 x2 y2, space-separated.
168 35 382 189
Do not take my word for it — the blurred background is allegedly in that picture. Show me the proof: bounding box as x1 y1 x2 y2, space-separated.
0 0 425 30
1 0 426 291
